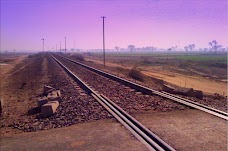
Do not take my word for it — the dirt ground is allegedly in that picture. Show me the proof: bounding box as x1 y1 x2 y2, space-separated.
0 119 148 151
142 67 227 95
0 53 49 135
0 55 27 86
85 57 227 96
1 109 226 151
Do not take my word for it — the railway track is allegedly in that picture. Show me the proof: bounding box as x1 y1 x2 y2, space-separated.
53 53 228 120
50 53 175 151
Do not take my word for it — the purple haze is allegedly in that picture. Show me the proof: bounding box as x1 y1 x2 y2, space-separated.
1 0 227 51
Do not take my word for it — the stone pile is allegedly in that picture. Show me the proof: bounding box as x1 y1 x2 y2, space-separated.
162 84 203 99
37 85 62 117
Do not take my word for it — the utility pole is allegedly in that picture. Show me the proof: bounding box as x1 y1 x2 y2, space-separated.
101 16 106 67
60 41 61 52
56 44 57 52
64 37 67 53
41 38 44 52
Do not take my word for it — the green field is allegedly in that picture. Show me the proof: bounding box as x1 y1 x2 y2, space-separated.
174 55 227 63
86 51 227 80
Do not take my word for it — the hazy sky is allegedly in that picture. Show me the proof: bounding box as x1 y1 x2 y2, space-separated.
1 0 227 51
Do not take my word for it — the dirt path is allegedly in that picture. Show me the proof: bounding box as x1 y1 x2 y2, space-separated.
1 109 226 151
85 58 227 96
0 119 148 151
0 55 27 86
133 109 227 151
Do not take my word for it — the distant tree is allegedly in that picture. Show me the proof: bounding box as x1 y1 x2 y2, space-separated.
71 48 74 53
184 46 189 52
115 46 120 51
208 40 222 52
167 48 172 51
128 45 135 52
221 48 226 52
203 48 208 52
184 44 195 52
189 44 195 51
168 46 177 51
146 46 157 51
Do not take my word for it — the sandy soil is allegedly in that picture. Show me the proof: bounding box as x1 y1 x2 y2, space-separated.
142 67 227 96
0 55 27 86
85 57 227 96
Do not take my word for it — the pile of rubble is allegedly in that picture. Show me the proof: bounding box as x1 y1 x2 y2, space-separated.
162 84 203 99
37 85 62 117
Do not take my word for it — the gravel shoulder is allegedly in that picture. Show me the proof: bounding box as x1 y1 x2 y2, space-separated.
1 53 112 135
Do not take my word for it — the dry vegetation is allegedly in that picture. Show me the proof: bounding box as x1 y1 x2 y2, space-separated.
128 67 144 82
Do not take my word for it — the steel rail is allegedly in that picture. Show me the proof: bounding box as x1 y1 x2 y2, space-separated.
49 53 176 151
54 53 228 120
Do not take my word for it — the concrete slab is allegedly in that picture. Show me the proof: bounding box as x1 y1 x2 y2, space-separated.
43 85 55 95
37 96 48 108
47 93 62 102
41 101 59 117
51 90 61 97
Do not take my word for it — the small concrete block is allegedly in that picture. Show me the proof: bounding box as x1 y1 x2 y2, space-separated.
47 92 58 97
41 101 59 117
43 85 55 95
37 96 48 108
47 93 62 102
48 101 60 107
50 90 61 97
